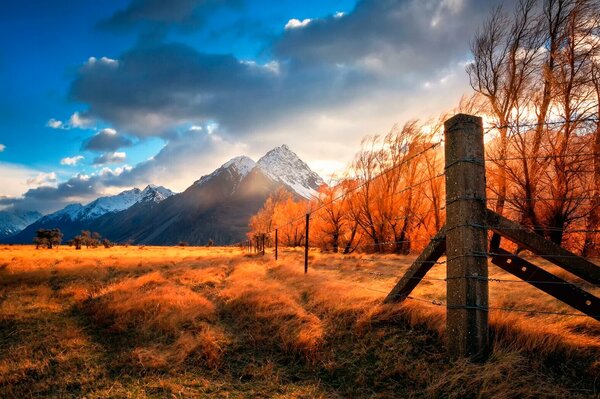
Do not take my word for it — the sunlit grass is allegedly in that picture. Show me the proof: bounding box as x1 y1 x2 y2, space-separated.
0 245 597 397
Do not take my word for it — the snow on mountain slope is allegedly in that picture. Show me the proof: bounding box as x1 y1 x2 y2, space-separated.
194 155 257 188
0 210 42 239
42 185 175 222
256 145 325 199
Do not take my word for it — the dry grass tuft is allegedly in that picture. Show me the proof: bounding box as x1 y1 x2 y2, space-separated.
221 262 324 359
85 271 226 369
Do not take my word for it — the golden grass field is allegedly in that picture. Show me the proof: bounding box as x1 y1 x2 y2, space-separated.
0 245 599 398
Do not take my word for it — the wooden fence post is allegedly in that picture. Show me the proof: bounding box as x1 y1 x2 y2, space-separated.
275 229 278 260
305 214 310 274
444 114 489 361
262 234 265 256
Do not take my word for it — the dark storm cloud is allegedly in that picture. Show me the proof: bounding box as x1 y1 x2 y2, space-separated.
98 0 243 33
83 128 133 152
70 43 290 137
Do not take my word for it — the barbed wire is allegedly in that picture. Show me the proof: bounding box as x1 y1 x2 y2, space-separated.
351 282 597 318
355 269 595 289
486 117 600 132
266 139 444 234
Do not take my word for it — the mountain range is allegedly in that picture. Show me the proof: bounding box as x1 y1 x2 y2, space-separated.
3 145 324 245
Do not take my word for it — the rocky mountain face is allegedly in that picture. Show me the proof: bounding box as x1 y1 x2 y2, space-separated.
4 145 324 245
0 210 42 239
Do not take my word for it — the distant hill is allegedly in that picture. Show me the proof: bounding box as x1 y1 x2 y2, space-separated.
4 145 324 245
5 185 175 244
0 209 42 239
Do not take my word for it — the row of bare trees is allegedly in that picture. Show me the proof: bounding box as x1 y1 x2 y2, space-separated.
249 0 600 255
249 120 446 254
468 0 600 253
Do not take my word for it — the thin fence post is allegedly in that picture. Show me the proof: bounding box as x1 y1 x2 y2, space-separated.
275 229 278 260
262 234 265 256
444 114 489 361
305 214 310 274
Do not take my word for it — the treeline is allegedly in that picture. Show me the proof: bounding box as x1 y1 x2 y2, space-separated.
249 0 600 255
33 228 116 249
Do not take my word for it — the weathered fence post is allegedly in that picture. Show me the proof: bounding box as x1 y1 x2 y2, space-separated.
262 234 265 256
275 229 278 260
305 214 310 273
444 114 489 361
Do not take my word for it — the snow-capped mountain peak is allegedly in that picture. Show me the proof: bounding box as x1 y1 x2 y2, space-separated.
222 155 256 177
41 185 175 223
256 145 324 199
194 155 256 187
140 185 176 203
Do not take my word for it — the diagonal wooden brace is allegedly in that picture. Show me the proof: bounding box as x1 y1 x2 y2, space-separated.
485 209 600 285
490 248 600 321
384 227 446 303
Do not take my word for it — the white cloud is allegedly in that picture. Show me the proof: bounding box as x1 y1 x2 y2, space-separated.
98 164 133 177
86 56 119 67
0 144 5 152
285 18 312 30
26 172 58 187
102 128 117 135
60 155 84 166
206 123 219 135
69 112 94 129
0 163 47 198
93 151 127 165
46 118 65 129
334 11 345 19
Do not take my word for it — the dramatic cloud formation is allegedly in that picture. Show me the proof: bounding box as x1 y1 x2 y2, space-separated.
60 155 84 166
3 0 520 213
83 128 133 152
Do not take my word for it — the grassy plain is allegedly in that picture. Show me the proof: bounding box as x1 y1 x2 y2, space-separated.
0 245 598 398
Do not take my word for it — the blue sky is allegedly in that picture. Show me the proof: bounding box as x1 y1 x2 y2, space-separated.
0 0 507 213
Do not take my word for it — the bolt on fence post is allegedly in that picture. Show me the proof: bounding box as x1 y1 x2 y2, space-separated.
444 114 489 361
305 214 310 274
275 229 278 260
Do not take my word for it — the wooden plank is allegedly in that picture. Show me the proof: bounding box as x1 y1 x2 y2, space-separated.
485 209 600 285
490 248 600 321
384 227 446 303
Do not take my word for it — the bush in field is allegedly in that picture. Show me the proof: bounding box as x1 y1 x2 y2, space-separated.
33 228 63 249
178 241 189 247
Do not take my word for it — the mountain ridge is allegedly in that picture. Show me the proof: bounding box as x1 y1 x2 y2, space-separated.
4 145 323 245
